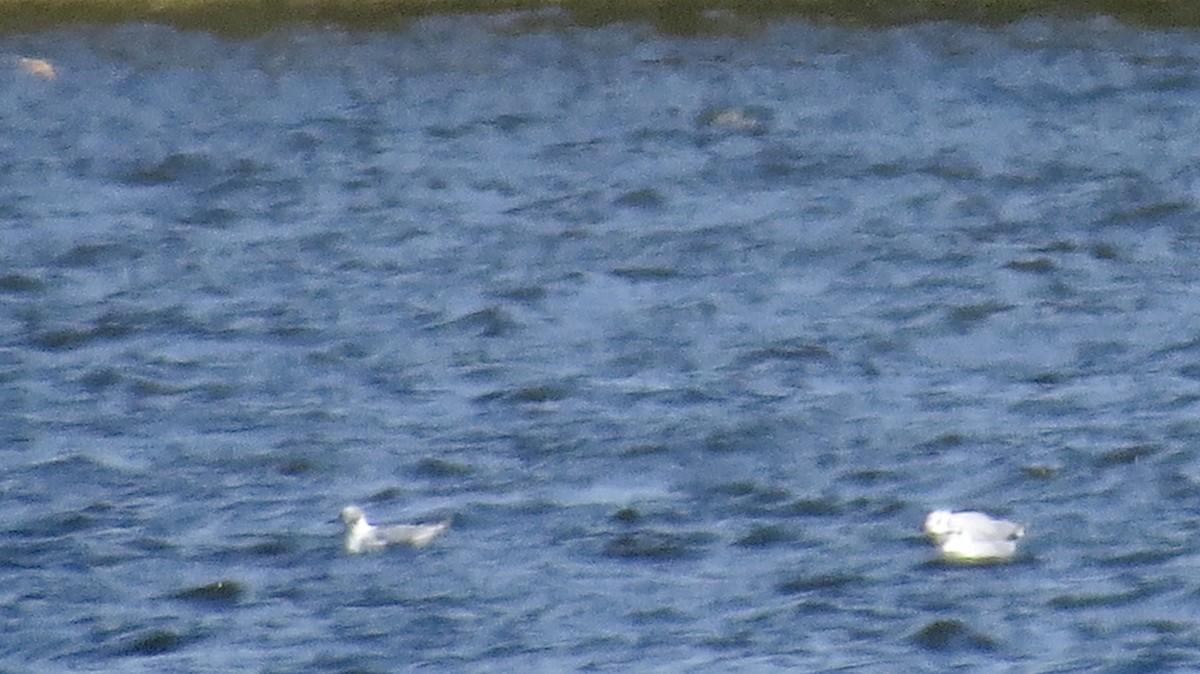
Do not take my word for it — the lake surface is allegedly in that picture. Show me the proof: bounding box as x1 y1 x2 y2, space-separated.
4 12 1200 672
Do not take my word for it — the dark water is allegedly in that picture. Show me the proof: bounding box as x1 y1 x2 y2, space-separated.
4 12 1200 672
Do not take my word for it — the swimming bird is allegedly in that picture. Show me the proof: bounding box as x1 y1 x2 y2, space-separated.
340 505 450 554
923 509 1025 562
937 531 1021 562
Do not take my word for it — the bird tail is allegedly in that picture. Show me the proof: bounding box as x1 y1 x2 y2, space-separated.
410 519 452 547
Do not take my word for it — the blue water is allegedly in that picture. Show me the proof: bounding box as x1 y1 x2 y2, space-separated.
4 12 1200 672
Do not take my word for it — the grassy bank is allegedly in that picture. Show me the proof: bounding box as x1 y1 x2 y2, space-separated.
0 0 1197 33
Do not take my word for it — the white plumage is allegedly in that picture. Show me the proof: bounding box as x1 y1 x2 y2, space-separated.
340 505 450 554
923 509 1024 562
937 532 1020 561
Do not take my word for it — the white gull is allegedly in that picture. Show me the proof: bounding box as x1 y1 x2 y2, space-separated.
923 509 1025 562
340 505 450 554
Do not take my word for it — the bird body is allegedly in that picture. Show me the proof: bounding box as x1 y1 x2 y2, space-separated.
923 509 1024 562
937 532 1020 562
341 505 450 554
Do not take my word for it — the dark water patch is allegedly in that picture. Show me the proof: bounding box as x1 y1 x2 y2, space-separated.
0 539 83 569
620 442 671 457
487 284 548 305
504 188 607 225
1009 395 1090 419
944 301 1015 331
603 503 689 527
219 536 302 559
301 655 389 674
202 158 299 201
79 367 122 392
1048 588 1151 610
426 122 476 140
29 323 131 351
170 579 245 606
613 187 667 210
602 531 715 561
616 384 724 406
109 628 197 657
735 339 833 366
789 597 840 616
918 432 969 451
297 230 348 255
710 145 862 187
28 306 200 351
1095 548 1188 567
425 306 520 338
734 523 794 547
629 606 691 625
1151 335 1200 360
20 455 136 495
53 241 143 268
129 377 188 397
0 273 45 293
1005 256 1057 274
180 205 240 228
609 266 682 281
115 152 218 187
242 534 300 556
1032 239 1081 254
911 619 999 653
779 496 843 517
1174 363 1200 381
488 112 538 134
1026 370 1067 385
34 510 106 537
612 506 641 524
476 383 575 405
192 381 238 402
699 422 782 454
276 457 319 476
1160 470 1200 502
1140 619 1192 635
1090 242 1121 260
919 155 983 182
1105 651 1200 674
412 457 473 478
346 593 466 620
1076 339 1133 371
776 572 864 596
480 640 553 660
840 468 899 486
1093 199 1193 229
1095 443 1159 466
701 480 795 517
700 629 755 650
364 486 405 503
132 537 176 554
707 480 765 498
844 497 905 518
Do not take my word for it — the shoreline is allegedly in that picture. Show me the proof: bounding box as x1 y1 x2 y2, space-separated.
1 0 1198 34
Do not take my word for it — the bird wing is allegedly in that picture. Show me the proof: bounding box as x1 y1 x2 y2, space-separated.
378 521 449 547
940 534 1018 561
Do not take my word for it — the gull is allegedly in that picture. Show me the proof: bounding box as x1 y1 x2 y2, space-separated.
937 532 1020 562
923 509 1025 562
340 505 450 554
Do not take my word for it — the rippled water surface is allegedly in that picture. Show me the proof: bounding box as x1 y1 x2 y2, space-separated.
5 13 1200 672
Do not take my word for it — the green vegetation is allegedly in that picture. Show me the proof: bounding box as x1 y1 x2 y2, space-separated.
1 0 1199 35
